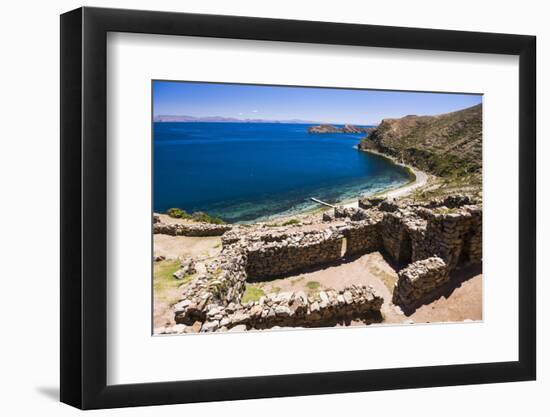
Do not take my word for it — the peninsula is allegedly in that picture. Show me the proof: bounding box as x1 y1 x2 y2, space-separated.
308 124 375 134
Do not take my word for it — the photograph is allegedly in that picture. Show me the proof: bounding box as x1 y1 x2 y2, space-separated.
152 81 483 335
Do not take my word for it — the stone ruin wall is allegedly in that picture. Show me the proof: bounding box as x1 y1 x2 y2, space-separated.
374 197 482 310
153 215 232 237
155 194 481 333
243 229 344 280
392 256 450 311
340 221 381 257
174 285 383 333
170 226 384 332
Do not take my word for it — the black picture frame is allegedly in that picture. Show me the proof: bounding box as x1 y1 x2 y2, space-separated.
60 6 536 410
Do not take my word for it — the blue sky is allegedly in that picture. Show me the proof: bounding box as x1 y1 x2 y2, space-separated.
153 81 482 125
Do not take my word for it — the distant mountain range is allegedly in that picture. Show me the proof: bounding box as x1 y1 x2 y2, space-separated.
153 115 321 124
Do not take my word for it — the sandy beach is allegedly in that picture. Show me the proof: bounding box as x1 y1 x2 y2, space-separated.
251 152 429 222
341 150 429 209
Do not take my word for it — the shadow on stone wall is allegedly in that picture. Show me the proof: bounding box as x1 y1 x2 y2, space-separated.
397 262 481 316
158 194 482 334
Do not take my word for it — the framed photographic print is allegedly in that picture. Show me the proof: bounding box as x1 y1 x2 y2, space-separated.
60 7 536 409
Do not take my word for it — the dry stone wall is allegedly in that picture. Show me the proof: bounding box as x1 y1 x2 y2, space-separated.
174 285 383 332
170 226 384 332
163 194 482 333
340 220 380 257
392 256 449 310
244 229 344 279
323 195 482 311
153 221 232 237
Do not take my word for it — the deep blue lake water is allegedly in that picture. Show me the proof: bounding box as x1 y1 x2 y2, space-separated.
153 122 411 223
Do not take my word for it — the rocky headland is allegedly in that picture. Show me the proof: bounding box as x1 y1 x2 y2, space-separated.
359 104 482 177
308 124 375 134
359 104 482 201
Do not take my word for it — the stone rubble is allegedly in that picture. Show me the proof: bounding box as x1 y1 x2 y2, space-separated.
155 194 481 334
173 258 196 280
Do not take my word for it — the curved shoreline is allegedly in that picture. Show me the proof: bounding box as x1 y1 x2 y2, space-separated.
342 148 429 206
255 149 429 223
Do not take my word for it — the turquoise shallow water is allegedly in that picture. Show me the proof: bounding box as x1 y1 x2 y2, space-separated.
153 122 411 223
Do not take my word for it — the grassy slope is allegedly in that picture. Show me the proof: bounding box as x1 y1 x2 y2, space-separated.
360 104 482 178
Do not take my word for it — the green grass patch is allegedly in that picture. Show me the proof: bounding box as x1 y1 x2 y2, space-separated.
153 260 192 306
241 284 265 304
306 281 320 290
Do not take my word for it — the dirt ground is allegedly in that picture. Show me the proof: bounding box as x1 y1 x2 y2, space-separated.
251 251 482 326
154 237 482 328
408 267 482 323
153 235 222 328
154 234 222 261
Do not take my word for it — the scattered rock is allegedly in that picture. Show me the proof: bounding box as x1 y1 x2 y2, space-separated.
228 324 247 332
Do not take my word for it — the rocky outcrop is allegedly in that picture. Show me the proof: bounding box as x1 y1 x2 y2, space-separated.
308 124 375 134
342 124 375 134
308 124 341 133
359 104 482 176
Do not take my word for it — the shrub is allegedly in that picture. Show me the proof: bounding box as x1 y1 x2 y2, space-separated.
281 219 300 226
166 207 187 218
166 208 225 224
191 211 226 224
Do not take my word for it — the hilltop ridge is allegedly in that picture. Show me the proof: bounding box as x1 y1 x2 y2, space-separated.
359 104 482 177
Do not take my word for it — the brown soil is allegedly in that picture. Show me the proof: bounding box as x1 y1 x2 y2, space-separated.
250 251 482 326
153 235 222 328
153 234 222 261
153 236 482 329
408 269 482 323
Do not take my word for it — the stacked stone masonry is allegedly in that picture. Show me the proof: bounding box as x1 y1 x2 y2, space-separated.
160 194 481 333
244 229 344 279
174 286 383 332
153 220 232 237
392 256 449 310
